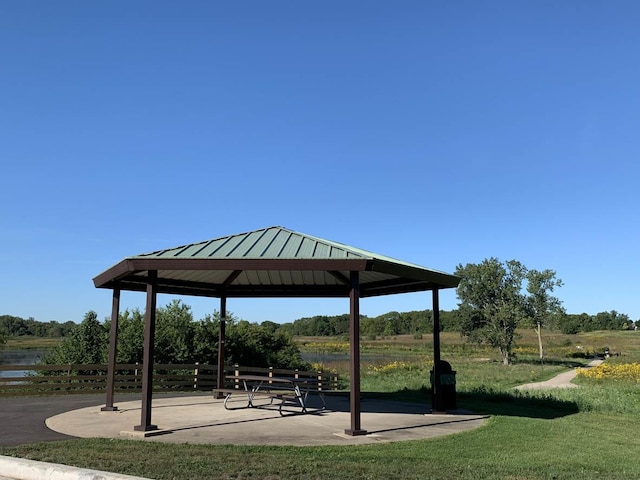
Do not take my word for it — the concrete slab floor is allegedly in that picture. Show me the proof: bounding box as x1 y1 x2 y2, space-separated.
46 394 487 447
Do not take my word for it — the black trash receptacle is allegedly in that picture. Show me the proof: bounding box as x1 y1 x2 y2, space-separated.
430 360 457 411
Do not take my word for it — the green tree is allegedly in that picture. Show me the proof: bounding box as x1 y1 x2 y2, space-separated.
455 258 527 365
155 300 196 364
44 311 108 366
42 302 308 372
0 315 29 336
524 269 564 362
440 309 464 332
192 312 221 364
226 320 308 370
113 308 145 364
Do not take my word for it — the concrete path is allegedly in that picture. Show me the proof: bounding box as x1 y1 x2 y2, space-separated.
515 359 603 391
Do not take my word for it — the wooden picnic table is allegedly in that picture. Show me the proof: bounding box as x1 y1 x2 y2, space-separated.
216 374 326 415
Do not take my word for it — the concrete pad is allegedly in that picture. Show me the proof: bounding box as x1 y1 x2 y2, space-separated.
46 395 487 446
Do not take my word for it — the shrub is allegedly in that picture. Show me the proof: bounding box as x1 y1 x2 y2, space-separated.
576 363 640 382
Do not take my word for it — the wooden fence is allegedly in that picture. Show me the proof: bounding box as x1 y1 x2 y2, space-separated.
0 363 339 397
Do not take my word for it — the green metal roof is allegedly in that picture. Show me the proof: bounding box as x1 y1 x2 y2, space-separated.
93 226 459 298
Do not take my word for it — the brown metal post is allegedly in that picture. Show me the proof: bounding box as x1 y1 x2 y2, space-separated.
431 288 444 413
102 288 120 411
135 271 158 432
215 296 227 398
345 270 367 436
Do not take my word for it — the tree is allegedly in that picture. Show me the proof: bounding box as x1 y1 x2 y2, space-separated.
455 258 527 365
226 320 308 370
524 269 564 362
44 311 108 366
154 300 196 364
113 308 145 364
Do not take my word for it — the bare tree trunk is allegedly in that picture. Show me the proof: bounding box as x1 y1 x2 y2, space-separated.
500 347 511 365
536 321 544 361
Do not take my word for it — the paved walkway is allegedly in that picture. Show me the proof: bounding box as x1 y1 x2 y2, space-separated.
515 359 603 390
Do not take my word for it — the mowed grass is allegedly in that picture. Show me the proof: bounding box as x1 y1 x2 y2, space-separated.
4 412 640 479
2 329 640 479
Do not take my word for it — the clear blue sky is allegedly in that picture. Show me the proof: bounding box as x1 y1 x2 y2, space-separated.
1 1 638 325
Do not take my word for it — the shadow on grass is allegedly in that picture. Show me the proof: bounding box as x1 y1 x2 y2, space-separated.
512 358 585 368
458 387 579 419
358 386 579 420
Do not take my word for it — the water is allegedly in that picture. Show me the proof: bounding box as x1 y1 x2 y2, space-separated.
0 349 47 378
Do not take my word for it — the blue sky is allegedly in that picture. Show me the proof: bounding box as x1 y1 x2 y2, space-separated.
1 1 638 324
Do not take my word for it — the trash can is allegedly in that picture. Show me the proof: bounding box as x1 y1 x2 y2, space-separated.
430 360 457 411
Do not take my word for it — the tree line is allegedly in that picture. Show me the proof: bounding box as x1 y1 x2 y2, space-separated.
3 307 635 347
0 315 76 340
278 308 637 338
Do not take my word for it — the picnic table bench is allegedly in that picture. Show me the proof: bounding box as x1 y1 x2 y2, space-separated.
215 374 329 415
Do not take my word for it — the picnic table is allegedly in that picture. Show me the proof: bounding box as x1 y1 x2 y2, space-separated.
215 374 327 415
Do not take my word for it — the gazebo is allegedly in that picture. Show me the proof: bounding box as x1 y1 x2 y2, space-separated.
93 226 460 436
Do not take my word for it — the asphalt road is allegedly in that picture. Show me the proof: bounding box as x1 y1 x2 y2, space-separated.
0 394 140 447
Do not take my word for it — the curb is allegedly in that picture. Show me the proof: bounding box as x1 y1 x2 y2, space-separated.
0 456 152 480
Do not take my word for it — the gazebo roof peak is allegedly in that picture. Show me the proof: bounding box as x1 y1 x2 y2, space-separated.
136 225 366 260
135 226 440 269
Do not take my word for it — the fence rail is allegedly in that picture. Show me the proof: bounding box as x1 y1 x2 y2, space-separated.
0 363 339 397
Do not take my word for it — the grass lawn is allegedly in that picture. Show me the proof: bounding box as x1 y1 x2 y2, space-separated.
3 411 639 480
2 329 640 479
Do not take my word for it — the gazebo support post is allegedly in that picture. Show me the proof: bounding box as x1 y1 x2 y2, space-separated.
215 296 227 398
431 288 444 413
345 270 367 436
134 270 158 432
101 288 120 412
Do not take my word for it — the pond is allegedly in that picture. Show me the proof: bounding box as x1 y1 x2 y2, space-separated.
0 349 48 377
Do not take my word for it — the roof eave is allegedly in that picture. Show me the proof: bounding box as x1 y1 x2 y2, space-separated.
369 260 461 289
93 258 372 289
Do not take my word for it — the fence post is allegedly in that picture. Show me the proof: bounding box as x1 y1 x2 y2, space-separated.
294 369 299 379
194 362 199 390
135 362 140 390
67 363 72 392
317 370 323 391
234 364 239 389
